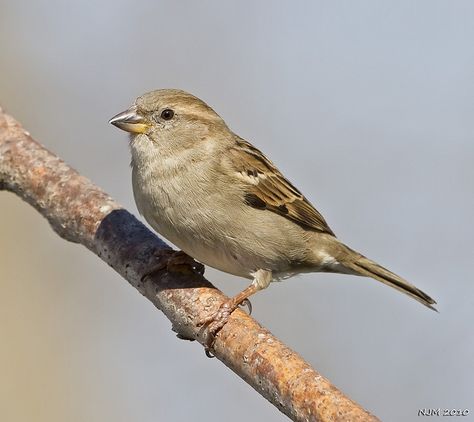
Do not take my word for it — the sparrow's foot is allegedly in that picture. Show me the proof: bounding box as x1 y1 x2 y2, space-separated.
141 249 204 282
198 299 235 352
197 298 252 354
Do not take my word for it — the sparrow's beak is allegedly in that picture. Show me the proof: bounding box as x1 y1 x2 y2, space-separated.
109 106 150 134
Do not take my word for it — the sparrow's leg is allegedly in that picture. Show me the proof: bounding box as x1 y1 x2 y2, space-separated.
198 269 272 349
141 249 205 281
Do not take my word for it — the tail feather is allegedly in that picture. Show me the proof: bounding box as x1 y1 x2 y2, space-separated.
338 246 437 311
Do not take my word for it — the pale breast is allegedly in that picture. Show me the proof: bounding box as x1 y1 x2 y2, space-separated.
131 154 256 277
130 146 311 279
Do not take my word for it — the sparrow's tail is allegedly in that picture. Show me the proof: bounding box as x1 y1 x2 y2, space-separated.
335 243 437 311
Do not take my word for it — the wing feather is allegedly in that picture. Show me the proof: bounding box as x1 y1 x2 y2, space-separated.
226 138 335 236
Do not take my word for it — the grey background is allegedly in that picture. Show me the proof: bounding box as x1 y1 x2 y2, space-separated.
1 1 473 421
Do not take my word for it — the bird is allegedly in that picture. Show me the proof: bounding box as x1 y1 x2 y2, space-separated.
109 89 436 337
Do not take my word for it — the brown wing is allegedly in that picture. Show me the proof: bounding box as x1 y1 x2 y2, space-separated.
226 138 335 236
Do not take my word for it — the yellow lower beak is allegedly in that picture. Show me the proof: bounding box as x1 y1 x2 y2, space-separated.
109 106 150 134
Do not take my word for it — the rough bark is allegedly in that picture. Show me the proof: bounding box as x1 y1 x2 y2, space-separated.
0 107 379 422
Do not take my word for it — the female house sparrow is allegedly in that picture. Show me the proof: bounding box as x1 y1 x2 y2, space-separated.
110 89 436 332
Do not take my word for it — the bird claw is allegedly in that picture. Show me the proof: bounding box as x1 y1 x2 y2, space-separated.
205 348 215 358
239 298 252 315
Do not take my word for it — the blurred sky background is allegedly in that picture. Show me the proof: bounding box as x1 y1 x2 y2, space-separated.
1 1 473 421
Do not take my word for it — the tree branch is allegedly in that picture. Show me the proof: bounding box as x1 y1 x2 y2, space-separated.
0 107 379 422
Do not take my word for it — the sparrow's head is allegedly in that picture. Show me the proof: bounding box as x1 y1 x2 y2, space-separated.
109 89 228 154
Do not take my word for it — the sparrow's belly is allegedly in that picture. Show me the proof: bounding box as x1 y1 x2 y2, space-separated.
143 209 263 279
142 203 314 281
165 229 255 279
132 167 311 279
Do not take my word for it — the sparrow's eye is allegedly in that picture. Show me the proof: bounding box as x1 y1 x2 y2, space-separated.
160 109 174 120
